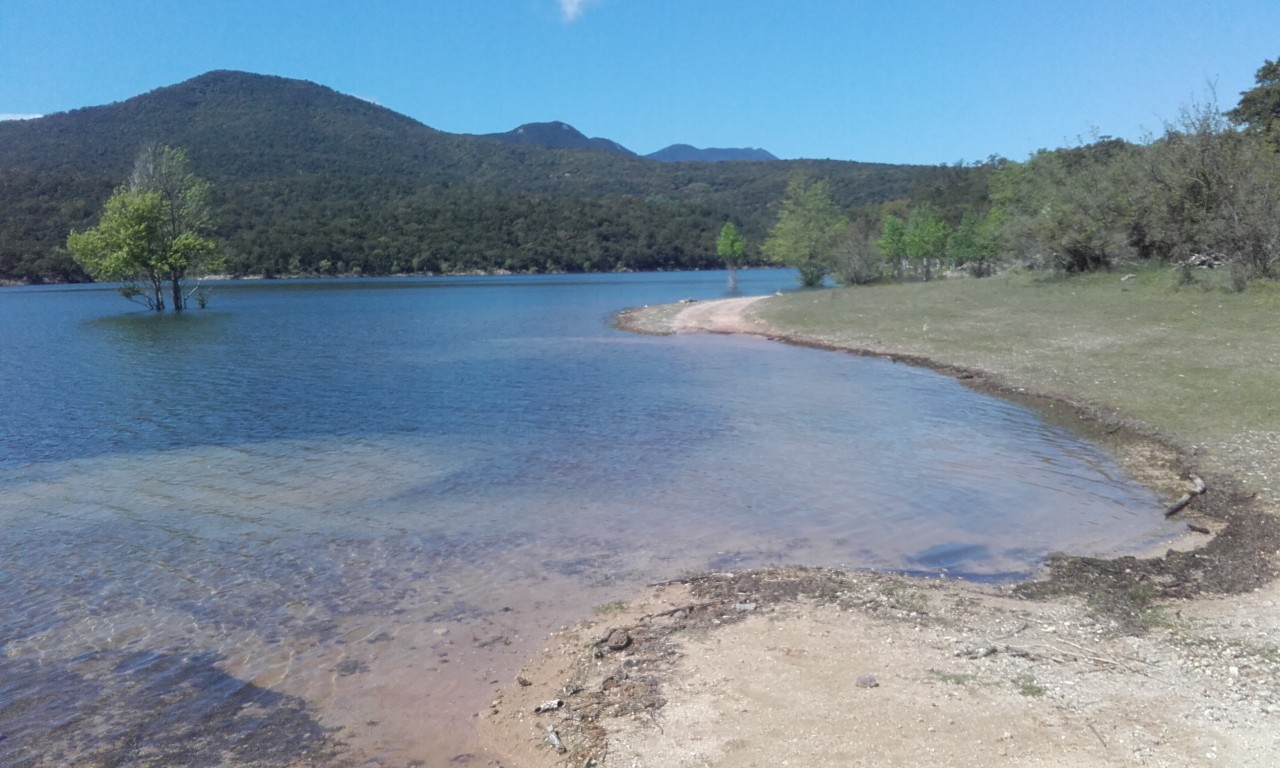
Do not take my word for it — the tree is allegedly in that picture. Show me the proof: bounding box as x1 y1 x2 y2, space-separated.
947 209 1005 277
904 203 950 280
762 177 845 287
877 214 908 280
67 146 218 310
1136 99 1280 282
1227 57 1280 149
716 221 747 290
989 138 1138 272
832 207 883 285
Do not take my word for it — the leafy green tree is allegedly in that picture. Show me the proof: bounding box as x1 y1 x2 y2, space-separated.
67 146 219 310
1227 57 1280 149
990 138 1138 272
716 221 747 289
761 178 846 287
1136 99 1280 281
877 214 908 281
904 203 950 280
947 209 1005 276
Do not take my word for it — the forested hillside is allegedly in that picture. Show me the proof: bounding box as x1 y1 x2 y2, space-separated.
0 70 924 282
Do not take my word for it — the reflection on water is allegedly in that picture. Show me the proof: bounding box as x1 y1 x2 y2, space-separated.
0 272 1181 765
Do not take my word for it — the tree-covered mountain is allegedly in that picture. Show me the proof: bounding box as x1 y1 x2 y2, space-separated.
476 127 781 164
0 70 925 282
477 121 635 156
646 145 779 163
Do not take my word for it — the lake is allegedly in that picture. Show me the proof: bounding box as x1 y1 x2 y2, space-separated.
0 270 1180 765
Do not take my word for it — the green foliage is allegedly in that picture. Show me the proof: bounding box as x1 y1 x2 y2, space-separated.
67 146 219 310
716 221 746 267
990 138 1139 272
761 177 846 287
717 220 747 289
985 67 1280 284
877 215 908 281
947 209 1005 277
904 203 950 280
68 191 167 306
1135 100 1280 280
1227 56 1280 148
908 157 1004 223
1 71 923 282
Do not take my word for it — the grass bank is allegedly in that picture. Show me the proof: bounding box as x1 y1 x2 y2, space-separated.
755 266 1280 505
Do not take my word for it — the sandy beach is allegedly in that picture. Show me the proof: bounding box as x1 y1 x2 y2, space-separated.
477 295 1280 767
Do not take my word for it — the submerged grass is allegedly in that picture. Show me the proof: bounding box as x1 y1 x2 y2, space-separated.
755 266 1280 501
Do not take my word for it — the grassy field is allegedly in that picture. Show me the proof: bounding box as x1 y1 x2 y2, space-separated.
754 265 1280 502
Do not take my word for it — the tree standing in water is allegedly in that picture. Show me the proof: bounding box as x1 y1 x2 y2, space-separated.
716 221 746 290
68 145 219 311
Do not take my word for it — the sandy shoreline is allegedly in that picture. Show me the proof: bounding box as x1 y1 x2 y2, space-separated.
476 295 1280 767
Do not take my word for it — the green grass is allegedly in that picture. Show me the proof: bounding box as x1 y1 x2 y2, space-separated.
755 266 1280 496
593 600 628 616
1013 672 1046 697
930 670 978 685
881 579 929 615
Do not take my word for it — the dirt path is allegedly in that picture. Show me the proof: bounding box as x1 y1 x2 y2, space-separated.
479 296 1280 768
668 295 773 335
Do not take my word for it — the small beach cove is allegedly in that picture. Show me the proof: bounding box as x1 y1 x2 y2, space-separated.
480 285 1280 767
1 271 1267 767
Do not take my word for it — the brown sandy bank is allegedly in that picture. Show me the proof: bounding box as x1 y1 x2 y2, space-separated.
478 295 1280 767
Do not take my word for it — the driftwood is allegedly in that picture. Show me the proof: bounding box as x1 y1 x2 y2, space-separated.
1165 475 1207 517
1188 523 1212 535
1165 493 1194 517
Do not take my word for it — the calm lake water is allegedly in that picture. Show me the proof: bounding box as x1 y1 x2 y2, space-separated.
0 271 1179 765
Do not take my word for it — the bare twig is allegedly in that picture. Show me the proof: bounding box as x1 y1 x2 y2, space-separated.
1087 721 1108 750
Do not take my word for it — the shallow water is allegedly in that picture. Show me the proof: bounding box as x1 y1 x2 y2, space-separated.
0 271 1180 765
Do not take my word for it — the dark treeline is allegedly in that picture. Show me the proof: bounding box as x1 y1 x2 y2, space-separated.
216 181 730 276
0 70 921 283
14 63 1276 288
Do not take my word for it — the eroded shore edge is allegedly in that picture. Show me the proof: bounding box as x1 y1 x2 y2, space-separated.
476 295 1280 767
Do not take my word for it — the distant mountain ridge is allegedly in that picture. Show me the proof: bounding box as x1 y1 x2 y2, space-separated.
478 121 635 156
476 122 779 163
0 69 923 282
646 144 778 163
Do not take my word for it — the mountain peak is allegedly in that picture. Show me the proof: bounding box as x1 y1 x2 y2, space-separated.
479 121 635 156
646 144 779 163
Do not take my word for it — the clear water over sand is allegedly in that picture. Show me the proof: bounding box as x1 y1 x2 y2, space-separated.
0 272 1181 765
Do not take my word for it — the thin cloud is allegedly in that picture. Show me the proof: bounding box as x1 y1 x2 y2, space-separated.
0 113 42 121
558 0 601 22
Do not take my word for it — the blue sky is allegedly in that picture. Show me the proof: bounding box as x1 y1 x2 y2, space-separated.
2 0 1277 164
